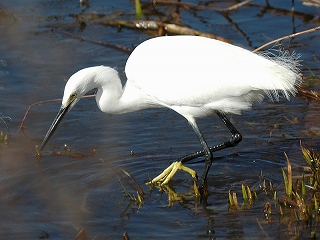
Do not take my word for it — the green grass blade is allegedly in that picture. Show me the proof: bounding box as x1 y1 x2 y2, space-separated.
242 183 248 202
135 0 144 20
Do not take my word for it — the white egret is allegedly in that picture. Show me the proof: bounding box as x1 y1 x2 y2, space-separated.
40 35 301 192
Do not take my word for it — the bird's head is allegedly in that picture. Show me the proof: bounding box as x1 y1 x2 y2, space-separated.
40 66 120 151
40 67 98 151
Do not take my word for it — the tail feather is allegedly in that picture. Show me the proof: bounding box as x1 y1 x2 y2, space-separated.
257 46 302 101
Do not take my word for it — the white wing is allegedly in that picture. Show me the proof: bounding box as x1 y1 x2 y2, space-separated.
125 36 300 115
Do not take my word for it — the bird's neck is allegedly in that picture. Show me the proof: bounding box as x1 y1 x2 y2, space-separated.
94 78 124 114
95 79 158 114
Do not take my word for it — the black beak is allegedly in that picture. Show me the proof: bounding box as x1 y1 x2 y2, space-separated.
40 103 72 151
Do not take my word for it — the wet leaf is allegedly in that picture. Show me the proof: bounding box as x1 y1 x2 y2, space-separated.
282 132 297 140
35 145 42 157
74 228 87 240
228 190 234 206
0 131 8 145
273 123 281 129
284 116 299 124
193 181 200 197
233 192 239 209
242 183 248 202
300 141 320 187
301 143 315 170
284 152 293 198
282 168 289 197
278 197 298 208
298 88 320 103
315 194 319 215
308 127 320 136
263 202 272 220
51 146 96 158
123 231 130 240
0 131 3 141
301 174 306 199
247 185 253 204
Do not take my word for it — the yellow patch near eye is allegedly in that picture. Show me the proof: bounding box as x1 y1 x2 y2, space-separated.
62 93 77 107
62 101 68 108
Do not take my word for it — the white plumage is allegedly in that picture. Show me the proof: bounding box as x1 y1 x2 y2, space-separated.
125 36 299 116
41 35 301 191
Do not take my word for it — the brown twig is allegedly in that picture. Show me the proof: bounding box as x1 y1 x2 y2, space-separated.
121 168 145 195
297 88 320 102
253 26 320 52
19 98 62 132
74 228 87 240
56 30 133 53
152 0 202 10
99 20 232 42
102 159 144 196
215 0 253 13
255 218 270 238
253 26 320 101
152 0 253 12
0 114 12 135
18 94 95 132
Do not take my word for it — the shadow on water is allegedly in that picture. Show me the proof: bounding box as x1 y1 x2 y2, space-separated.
0 0 320 238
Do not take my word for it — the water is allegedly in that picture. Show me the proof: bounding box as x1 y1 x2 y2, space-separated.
0 0 320 239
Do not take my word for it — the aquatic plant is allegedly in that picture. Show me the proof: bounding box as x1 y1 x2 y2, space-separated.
0 113 11 145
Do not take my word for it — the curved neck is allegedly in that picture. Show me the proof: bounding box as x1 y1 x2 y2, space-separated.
94 73 159 114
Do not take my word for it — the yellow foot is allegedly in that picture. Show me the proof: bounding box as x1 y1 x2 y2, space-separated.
148 161 197 186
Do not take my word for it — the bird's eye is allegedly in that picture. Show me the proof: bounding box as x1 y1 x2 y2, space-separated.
70 93 77 99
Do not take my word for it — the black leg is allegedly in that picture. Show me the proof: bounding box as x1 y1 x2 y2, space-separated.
180 111 242 189
180 110 242 164
148 111 242 192
188 120 213 191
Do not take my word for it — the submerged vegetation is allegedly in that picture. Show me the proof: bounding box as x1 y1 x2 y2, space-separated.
227 142 320 238
0 130 9 146
0 113 10 146
106 141 320 238
2 0 320 238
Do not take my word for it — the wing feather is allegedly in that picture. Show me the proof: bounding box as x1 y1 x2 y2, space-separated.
125 36 300 113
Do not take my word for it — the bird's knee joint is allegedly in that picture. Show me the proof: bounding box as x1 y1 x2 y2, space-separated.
230 133 242 146
205 151 213 160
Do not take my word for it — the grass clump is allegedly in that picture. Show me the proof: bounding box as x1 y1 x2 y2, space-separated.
228 141 320 238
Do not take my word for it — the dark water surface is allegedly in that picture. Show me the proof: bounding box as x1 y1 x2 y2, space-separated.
0 0 320 239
